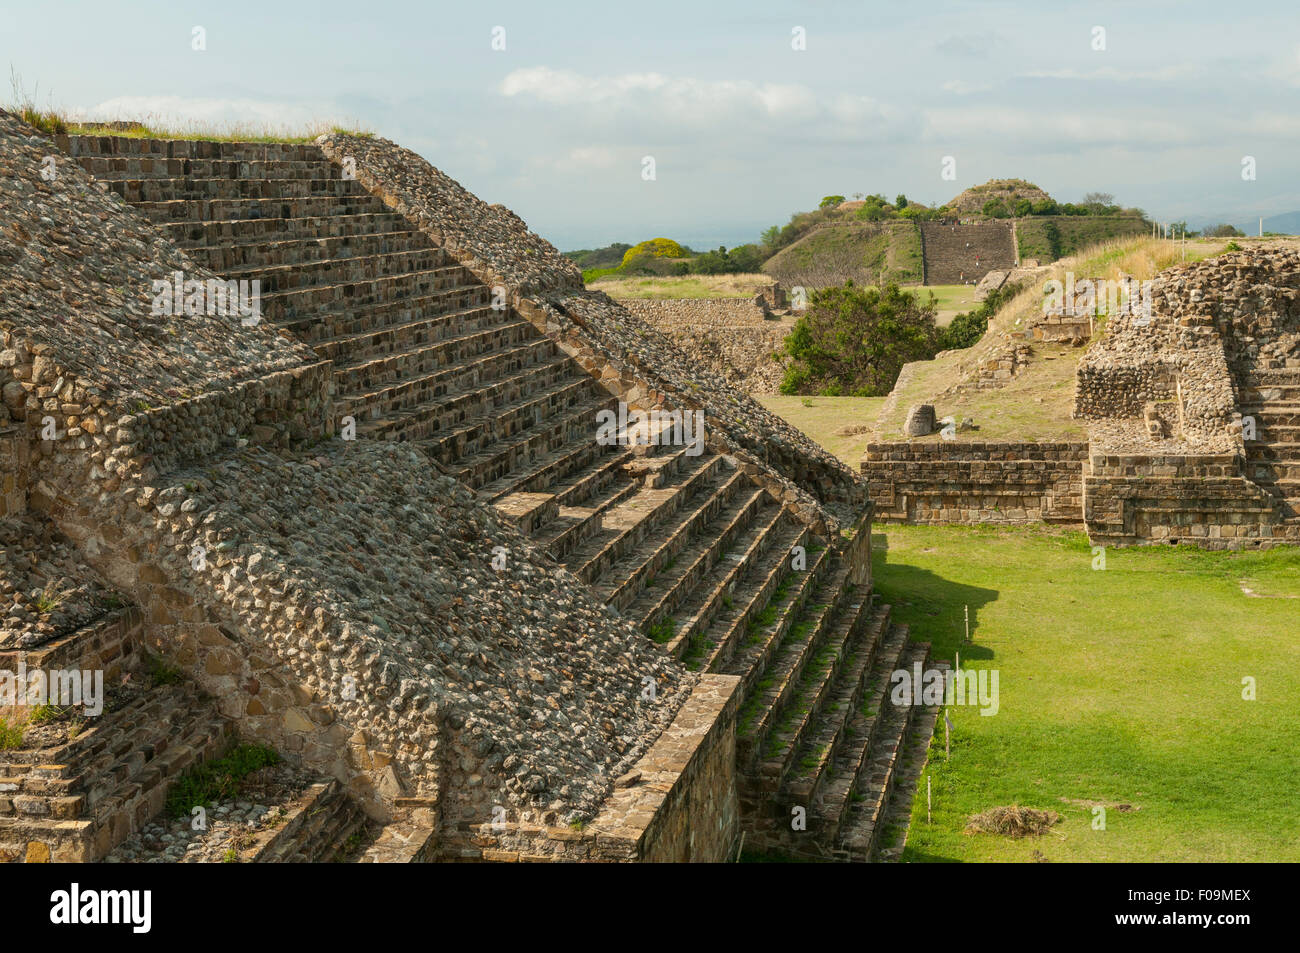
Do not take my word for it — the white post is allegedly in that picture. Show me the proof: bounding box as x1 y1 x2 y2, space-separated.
927 776 932 824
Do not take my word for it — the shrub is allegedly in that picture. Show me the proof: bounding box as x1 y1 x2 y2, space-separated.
780 282 939 396
982 198 1011 219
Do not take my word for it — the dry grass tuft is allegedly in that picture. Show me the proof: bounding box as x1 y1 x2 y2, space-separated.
964 805 1062 838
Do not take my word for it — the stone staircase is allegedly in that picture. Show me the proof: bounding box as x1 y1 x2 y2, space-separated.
54 134 935 861
920 222 1017 285
246 778 372 863
0 675 232 862
1238 367 1300 520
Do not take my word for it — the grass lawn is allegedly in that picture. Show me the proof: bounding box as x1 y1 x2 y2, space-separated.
757 395 886 465
873 524 1300 862
590 273 774 299
910 283 979 326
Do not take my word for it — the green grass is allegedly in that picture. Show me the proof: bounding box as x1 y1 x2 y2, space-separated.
872 523 1300 862
0 717 24 751
166 743 281 817
757 396 886 465
6 77 372 143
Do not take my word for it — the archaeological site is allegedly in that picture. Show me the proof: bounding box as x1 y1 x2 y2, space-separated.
0 113 948 864
2 12 1297 920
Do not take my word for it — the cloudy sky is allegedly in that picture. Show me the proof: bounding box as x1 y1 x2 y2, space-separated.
7 0 1300 249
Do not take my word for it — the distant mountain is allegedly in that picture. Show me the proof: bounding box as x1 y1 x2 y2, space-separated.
1233 211 1300 236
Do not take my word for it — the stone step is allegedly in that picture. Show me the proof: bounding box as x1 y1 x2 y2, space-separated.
660 504 798 664
833 635 930 861
598 478 765 612
478 435 628 505
104 175 360 204
0 683 232 861
72 155 341 181
535 475 641 562
333 317 544 397
190 229 432 273
874 660 948 862
222 247 452 292
161 212 414 249
718 542 834 690
274 284 492 345
59 135 326 161
616 486 772 628
315 301 507 369
1242 384 1300 402
1239 403 1300 429
375 371 599 450
747 593 879 799
261 264 470 319
733 563 853 769
781 604 893 810
563 454 728 587
248 779 370 863
426 396 617 491
335 333 561 423
131 192 391 224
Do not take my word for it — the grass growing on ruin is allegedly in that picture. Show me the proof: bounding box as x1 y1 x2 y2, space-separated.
757 396 886 465
872 524 1300 862
166 743 281 817
5 77 373 143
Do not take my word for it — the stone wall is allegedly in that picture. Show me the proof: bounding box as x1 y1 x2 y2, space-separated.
0 428 26 518
863 441 1087 524
438 674 740 862
1083 450 1291 548
0 606 142 719
618 298 791 395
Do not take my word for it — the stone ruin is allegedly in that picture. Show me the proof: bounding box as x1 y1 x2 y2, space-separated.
1074 246 1300 546
863 247 1300 547
0 110 946 862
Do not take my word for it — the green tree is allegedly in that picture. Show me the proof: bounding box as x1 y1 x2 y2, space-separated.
781 282 939 396
895 194 908 210
982 198 1011 218
819 195 846 209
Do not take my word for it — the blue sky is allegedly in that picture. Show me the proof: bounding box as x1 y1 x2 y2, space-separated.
6 0 1300 249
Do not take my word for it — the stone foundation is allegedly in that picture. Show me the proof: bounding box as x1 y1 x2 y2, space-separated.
862 441 1087 524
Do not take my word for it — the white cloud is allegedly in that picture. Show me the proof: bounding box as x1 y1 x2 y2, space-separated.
499 67 891 126
1019 65 1199 83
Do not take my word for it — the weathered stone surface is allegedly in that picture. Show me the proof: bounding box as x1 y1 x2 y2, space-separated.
903 404 936 437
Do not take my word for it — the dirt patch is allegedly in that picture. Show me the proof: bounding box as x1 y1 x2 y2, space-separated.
964 805 1062 838
1059 797 1139 814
